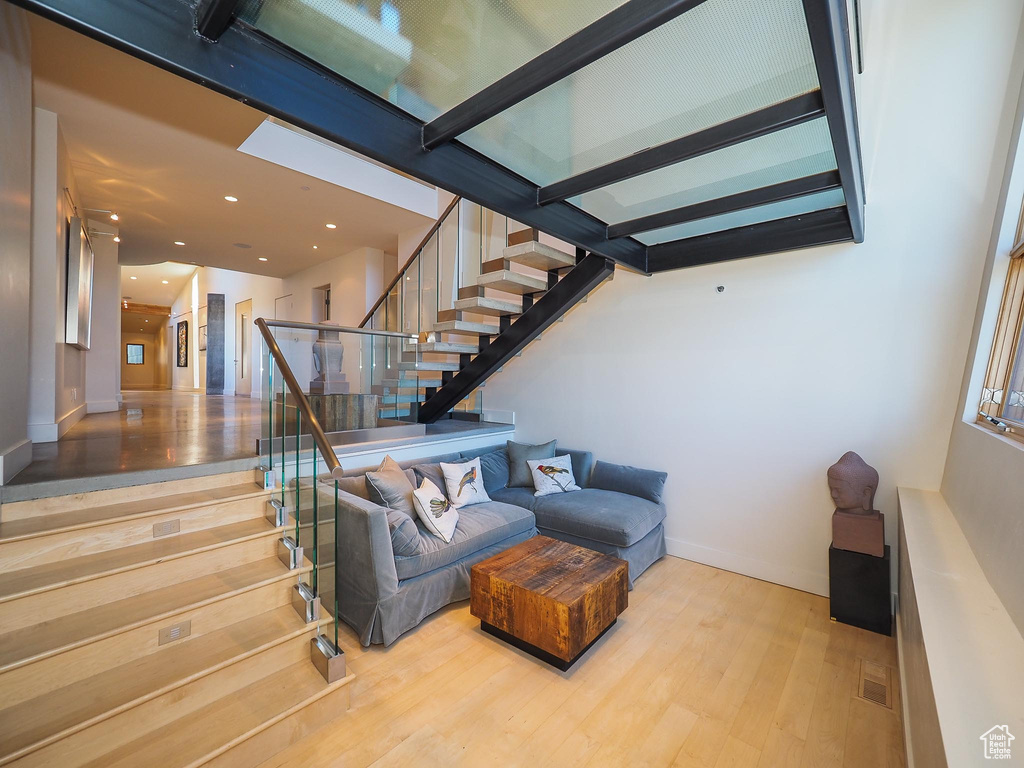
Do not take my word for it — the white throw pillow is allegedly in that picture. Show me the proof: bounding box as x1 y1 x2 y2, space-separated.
412 477 459 543
527 454 581 497
440 457 491 508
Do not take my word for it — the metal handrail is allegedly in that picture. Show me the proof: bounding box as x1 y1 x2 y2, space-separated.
358 194 462 328
255 317 347 479
262 319 417 340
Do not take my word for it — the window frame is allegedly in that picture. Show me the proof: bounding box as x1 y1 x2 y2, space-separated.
126 343 145 366
978 209 1024 441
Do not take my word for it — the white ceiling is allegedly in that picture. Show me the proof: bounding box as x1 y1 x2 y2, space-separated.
120 262 196 307
28 15 434 279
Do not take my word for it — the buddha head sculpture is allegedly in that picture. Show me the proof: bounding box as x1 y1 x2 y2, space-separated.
827 451 878 513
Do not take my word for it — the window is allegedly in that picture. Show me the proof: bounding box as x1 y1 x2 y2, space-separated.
979 206 1024 437
126 343 145 365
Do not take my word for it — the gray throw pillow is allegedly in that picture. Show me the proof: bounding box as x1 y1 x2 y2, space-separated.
365 455 415 516
477 449 511 493
386 508 420 557
412 461 455 500
507 439 556 488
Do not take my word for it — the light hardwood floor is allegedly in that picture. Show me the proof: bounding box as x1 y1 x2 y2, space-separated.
254 556 906 768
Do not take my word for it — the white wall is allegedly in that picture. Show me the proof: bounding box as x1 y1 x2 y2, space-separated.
482 0 1024 596
86 225 120 412
941 19 1024 636
0 6 34 483
166 265 284 397
28 108 91 443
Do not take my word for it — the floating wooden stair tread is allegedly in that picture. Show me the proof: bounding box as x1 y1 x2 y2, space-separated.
396 361 461 372
0 518 282 604
452 296 522 316
84 661 353 768
476 270 548 295
0 605 313 765
0 483 269 543
415 341 479 355
431 319 498 336
0 557 308 674
502 241 576 271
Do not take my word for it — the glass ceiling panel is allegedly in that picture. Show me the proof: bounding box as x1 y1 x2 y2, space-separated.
636 187 846 245
571 117 837 227
237 0 627 122
459 0 821 186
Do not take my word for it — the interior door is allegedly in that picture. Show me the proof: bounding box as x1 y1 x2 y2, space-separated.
235 299 253 397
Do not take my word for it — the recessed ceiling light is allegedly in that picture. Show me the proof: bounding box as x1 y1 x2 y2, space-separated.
233 243 251 249
145 319 149 322
162 280 169 284
224 195 238 202
325 223 336 229
313 245 318 250
110 213 119 221
258 257 268 262
113 236 121 243
173 241 185 246
130 275 137 280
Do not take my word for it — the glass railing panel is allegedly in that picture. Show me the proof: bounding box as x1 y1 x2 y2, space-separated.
237 0 627 122
571 117 837 230
459 0 821 187
438 203 460 315
480 207 509 265
418 232 439 336
636 187 846 245
400 253 420 336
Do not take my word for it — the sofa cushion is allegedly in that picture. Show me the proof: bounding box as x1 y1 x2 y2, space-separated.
474 449 510 493
387 509 421 557
556 449 594 488
365 455 416 517
489 486 539 511
590 461 668 504
507 439 556 488
393 501 536 581
532 489 666 547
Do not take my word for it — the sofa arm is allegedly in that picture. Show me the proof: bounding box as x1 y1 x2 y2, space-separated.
334 489 401 602
589 460 667 504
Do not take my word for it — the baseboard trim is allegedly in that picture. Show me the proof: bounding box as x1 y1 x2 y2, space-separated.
56 403 86 439
87 399 119 414
895 618 915 768
0 438 33 485
665 535 829 596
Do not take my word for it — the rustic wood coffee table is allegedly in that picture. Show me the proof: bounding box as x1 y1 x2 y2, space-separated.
470 536 628 670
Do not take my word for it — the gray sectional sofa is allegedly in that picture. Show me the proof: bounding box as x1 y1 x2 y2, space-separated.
331 443 667 646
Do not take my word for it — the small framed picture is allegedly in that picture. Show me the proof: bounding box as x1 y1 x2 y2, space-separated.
199 325 207 352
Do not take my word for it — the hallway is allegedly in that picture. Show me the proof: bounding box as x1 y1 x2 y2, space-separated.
10 391 262 487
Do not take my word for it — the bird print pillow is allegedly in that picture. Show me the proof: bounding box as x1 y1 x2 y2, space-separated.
412 477 459 543
440 457 492 509
527 455 581 497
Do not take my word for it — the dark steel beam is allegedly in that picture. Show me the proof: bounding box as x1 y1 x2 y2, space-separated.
421 0 709 151
607 170 841 239
801 0 865 242
647 207 853 272
538 91 825 205
194 0 243 41
417 255 614 423
11 0 649 273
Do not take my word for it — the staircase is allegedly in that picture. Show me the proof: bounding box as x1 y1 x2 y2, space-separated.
0 470 353 768
363 202 615 423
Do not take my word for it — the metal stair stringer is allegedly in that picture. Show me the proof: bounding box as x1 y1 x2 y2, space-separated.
416 253 614 423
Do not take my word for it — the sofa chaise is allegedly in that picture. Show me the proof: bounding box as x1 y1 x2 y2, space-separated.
330 443 667 646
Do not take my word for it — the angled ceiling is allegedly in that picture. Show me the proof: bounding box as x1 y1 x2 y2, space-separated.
27 13 434 279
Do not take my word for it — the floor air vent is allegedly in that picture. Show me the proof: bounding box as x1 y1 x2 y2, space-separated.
856 659 893 709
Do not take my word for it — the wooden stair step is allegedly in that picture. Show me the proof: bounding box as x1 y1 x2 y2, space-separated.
0 519 281 604
396 361 460 372
0 606 313 765
502 241 576 270
451 296 522 317
0 484 270 545
431 319 498 336
82 661 353 768
415 341 479 355
0 557 308 676
475 270 548 295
